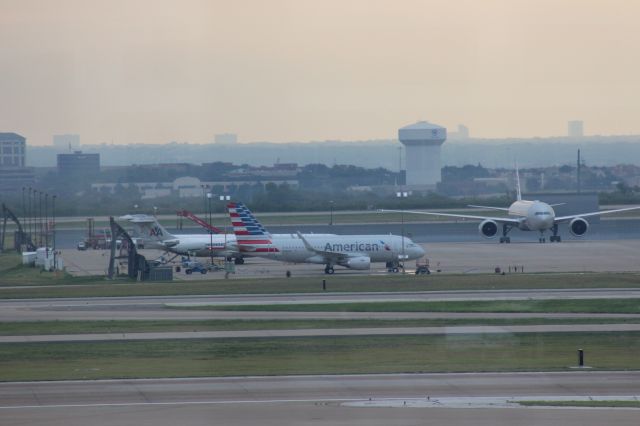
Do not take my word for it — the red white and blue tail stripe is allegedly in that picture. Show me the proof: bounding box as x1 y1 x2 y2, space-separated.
227 202 278 253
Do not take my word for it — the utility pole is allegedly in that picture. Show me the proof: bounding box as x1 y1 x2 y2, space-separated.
396 191 408 273
577 149 581 194
44 193 49 257
52 195 56 269
207 192 213 265
27 187 32 243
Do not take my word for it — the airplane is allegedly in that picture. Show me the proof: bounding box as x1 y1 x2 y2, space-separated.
119 214 242 262
120 213 339 264
227 201 425 274
380 168 640 243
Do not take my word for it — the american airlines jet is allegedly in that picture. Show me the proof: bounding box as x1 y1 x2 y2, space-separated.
120 214 240 261
227 202 425 274
120 214 338 264
381 168 640 243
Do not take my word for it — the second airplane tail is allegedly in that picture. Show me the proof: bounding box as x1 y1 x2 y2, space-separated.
227 202 278 253
119 214 179 247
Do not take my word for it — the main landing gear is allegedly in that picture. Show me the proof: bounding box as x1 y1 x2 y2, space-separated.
499 224 512 244
324 265 335 274
540 225 562 243
549 224 562 243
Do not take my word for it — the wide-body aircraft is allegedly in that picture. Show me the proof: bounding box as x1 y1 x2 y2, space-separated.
227 202 425 274
381 169 640 243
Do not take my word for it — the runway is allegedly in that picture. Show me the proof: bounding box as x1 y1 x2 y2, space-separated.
1 372 638 426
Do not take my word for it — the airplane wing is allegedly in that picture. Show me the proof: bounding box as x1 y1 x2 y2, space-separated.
377 209 521 224
467 205 510 212
295 232 359 261
554 206 640 222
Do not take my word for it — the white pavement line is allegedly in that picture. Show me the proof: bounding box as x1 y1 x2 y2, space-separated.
4 323 640 343
342 395 640 410
0 398 354 410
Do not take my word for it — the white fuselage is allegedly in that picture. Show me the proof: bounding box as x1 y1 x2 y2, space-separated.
249 234 425 264
508 200 556 231
143 233 237 257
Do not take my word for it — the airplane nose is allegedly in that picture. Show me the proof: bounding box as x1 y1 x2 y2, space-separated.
415 244 426 258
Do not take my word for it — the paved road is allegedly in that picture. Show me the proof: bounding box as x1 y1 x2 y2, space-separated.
4 323 640 343
2 288 640 321
1 372 638 426
3 309 640 322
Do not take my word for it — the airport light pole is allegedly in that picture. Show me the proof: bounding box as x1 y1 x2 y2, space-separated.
219 195 231 253
44 193 48 258
207 193 213 265
38 190 42 247
397 191 408 273
200 184 209 217
52 195 56 269
28 187 32 244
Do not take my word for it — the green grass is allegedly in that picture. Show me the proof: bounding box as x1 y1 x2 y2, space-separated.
0 332 638 381
4 317 640 336
516 400 640 408
0 253 104 286
182 298 640 314
1 271 640 298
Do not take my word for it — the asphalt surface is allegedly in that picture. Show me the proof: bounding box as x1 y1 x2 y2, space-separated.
60 239 640 277
53 217 640 248
2 288 640 322
4 323 640 343
1 372 639 426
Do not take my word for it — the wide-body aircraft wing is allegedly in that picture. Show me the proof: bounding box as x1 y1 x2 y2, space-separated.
378 209 521 225
554 206 640 222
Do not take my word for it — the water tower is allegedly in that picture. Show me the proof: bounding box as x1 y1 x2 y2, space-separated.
398 121 447 187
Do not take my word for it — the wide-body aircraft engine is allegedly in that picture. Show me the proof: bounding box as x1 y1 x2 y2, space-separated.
569 217 589 237
479 219 499 239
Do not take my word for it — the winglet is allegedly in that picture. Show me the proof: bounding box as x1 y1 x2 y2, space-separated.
296 231 316 253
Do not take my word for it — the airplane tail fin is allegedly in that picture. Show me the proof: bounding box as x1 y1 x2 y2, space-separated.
227 202 277 253
119 214 177 243
515 162 522 201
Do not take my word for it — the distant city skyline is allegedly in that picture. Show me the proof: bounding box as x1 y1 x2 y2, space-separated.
2 1 640 145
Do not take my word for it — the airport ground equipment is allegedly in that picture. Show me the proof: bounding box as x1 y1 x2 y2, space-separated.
177 209 224 234
176 209 244 264
414 258 431 275
1 203 34 253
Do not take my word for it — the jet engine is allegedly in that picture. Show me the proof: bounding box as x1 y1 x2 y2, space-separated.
343 256 371 270
569 217 589 237
478 219 499 239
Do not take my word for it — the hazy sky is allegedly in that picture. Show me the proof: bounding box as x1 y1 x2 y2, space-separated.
1 0 639 145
